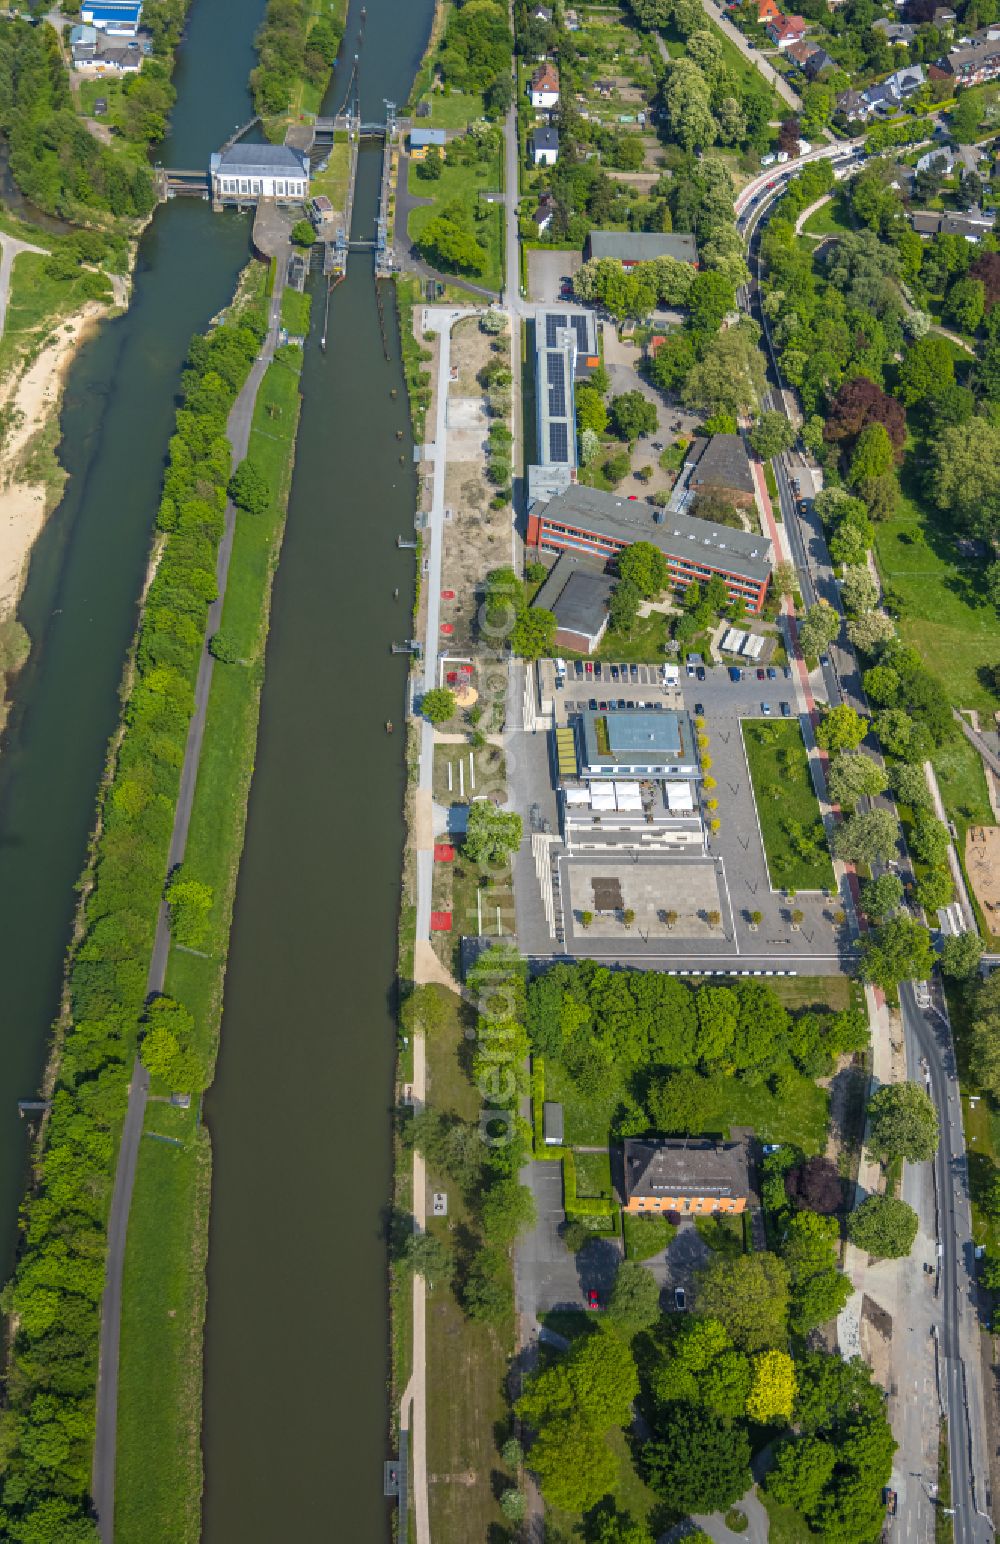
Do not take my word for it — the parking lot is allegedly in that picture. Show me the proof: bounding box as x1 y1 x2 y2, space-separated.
511 659 850 971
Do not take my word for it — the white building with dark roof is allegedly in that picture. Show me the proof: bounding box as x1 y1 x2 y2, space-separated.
210 143 310 204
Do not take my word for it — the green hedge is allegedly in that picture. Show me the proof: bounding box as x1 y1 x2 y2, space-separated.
0 302 266 1541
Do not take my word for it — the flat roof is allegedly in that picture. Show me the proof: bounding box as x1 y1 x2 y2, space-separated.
410 128 446 147
578 707 698 772
588 230 698 264
539 485 771 584
607 712 682 755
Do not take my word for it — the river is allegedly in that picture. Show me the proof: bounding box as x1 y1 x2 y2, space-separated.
199 2 432 1538
0 0 429 1532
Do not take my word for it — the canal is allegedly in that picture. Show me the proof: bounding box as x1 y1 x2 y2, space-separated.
199 0 433 1537
0 0 265 1282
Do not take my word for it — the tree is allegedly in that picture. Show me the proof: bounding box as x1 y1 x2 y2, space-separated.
867 1081 939 1164
463 1246 513 1324
519 1325 640 1432
850 423 896 487
970 1019 1000 1100
527 1413 619 1512
643 1403 751 1514
859 872 903 922
840 565 879 617
607 1261 661 1337
610 579 641 636
481 1177 536 1245
586 1502 655 1544
618 541 668 598
827 751 888 809
930 419 1000 542
766 1435 837 1514
499 1488 526 1523
781 1210 852 1334
875 707 930 761
747 1348 797 1424
684 322 766 418
848 1194 918 1259
421 687 456 724
577 384 609 435
648 1068 712 1135
165 871 213 948
659 58 718 152
859 916 936 996
464 803 523 864
824 376 906 458
847 610 898 654
798 603 841 661
945 275 985 334
609 390 657 441
940 931 984 981
512 607 556 659
228 458 270 515
695 1252 790 1352
832 808 899 865
416 146 443 180
815 704 868 753
898 333 956 406
418 211 487 275
750 410 796 461
687 269 736 335
785 1155 843 1214
909 812 950 868
403 1231 454 1287
291 219 316 247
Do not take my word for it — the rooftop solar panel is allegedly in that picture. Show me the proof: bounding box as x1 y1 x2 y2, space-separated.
545 313 558 347
547 350 566 417
549 422 569 463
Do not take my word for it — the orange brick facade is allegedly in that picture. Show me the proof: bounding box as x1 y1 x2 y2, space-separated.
625 1193 747 1215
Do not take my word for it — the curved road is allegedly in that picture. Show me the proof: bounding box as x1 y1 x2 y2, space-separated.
742 167 994 1544
91 260 288 1540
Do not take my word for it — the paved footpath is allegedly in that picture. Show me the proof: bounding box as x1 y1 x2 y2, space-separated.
91 255 288 1541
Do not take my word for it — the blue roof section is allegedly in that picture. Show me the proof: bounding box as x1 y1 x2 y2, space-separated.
410 128 446 147
82 2 142 17
607 712 682 756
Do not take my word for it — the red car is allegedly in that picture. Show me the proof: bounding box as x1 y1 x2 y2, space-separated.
586 1288 600 1310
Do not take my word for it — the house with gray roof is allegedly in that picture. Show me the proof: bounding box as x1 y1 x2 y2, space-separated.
532 551 614 654
585 230 699 267
622 1132 755 1215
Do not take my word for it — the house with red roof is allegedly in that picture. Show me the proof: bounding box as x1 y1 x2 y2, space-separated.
766 13 806 45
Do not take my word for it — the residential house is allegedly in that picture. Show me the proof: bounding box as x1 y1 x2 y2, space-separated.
529 61 561 109
804 46 837 77
873 18 916 42
534 192 557 234
916 142 984 176
526 484 772 612
80 0 142 34
69 22 98 57
910 204 995 239
766 14 807 47
408 127 446 162
622 1132 754 1216
529 2 554 19
756 0 782 21
933 5 957 23
884 61 926 94
786 38 818 68
565 7 581 26
686 434 757 508
835 88 873 121
935 25 1000 84
531 126 560 166
531 552 615 653
210 144 310 204
585 229 699 266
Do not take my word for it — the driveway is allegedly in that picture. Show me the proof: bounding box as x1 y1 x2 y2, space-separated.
640 1220 711 1304
527 247 582 304
515 1160 622 1321
692 1487 770 1544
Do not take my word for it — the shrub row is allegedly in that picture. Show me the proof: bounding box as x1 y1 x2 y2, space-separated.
0 304 266 1543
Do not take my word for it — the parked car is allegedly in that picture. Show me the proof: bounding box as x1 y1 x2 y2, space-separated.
617 697 626 709
819 654 830 667
761 701 772 715
589 698 597 710
674 1287 686 1310
587 1288 600 1310
696 666 706 681
767 666 777 680
694 702 705 716
585 661 593 676
594 662 602 679
598 700 608 711
780 701 791 717
783 665 792 679
574 660 584 679
757 668 766 681
630 664 639 682
728 666 741 682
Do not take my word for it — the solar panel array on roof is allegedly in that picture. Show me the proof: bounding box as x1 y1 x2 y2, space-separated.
547 350 565 416
549 422 569 463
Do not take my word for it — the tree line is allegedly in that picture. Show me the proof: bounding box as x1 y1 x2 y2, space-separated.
0 303 267 1544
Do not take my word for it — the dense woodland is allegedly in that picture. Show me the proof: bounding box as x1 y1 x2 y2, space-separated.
250 0 345 116
0 308 267 1543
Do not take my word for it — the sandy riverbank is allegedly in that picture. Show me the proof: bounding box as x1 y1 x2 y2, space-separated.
0 300 110 619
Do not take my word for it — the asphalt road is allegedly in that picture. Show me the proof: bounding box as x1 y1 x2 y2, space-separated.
743 170 995 1542
90 262 288 1541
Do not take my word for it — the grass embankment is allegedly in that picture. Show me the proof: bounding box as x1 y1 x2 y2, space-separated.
0 249 102 381
114 272 306 1543
396 274 434 438
423 987 511 1543
281 285 311 334
309 135 351 211
742 719 836 893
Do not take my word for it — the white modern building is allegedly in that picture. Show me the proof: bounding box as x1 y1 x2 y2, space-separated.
210 144 310 205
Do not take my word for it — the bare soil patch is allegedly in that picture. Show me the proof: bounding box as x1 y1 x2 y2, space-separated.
966 825 1000 930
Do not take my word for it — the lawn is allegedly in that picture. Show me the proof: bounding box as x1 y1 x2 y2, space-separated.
596 610 671 663
406 152 504 293
759 973 858 1013
422 986 512 1543
623 1212 677 1261
874 464 1000 713
801 191 853 237
280 286 311 335
761 1489 810 1544
309 136 351 213
115 1117 209 1544
416 89 486 128
574 1148 613 1198
742 719 835 893
115 275 304 1542
0 250 103 381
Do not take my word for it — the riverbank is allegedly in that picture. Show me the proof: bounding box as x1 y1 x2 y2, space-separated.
114 257 307 1542
0 248 274 1541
